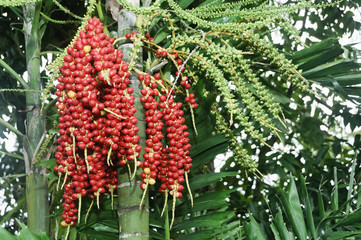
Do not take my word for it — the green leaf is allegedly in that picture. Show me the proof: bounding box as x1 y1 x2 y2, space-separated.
311 73 361 87
269 90 292 105
315 146 329 165
346 150 358 214
0 227 16 240
299 176 317 239
322 230 361 240
18 225 40 240
69 228 77 240
91 223 118 233
44 172 57 179
178 0 195 9
149 228 165 239
191 141 228 170
172 211 234 231
189 172 238 191
154 25 171 44
298 48 343 71
334 208 361 227
176 230 215 240
292 38 339 61
274 206 294 240
280 176 307 240
243 214 266 240
213 221 241 240
331 167 339 211
302 60 360 79
189 134 228 157
176 189 236 216
34 158 56 168
37 233 50 240
317 190 325 219
270 223 281 240
149 215 164 228
77 229 118 240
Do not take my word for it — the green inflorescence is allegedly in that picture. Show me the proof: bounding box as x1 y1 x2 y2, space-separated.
213 107 257 171
0 89 42 93
33 132 55 164
46 0 96 74
117 0 163 15
0 0 41 7
40 12 81 25
186 0 338 21
52 0 83 20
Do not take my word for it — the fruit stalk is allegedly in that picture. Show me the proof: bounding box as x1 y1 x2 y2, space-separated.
23 2 49 235
116 1 149 239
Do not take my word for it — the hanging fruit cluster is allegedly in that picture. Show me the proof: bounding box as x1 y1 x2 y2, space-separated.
53 17 197 228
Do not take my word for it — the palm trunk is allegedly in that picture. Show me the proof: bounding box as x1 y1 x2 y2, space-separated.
23 2 49 235
117 1 149 239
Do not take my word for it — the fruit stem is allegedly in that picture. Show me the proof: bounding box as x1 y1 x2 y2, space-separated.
104 108 126 119
169 192 176 229
139 182 148 209
126 160 132 177
189 102 198 136
277 115 288 130
106 145 113 166
112 37 127 46
85 199 94 224
56 172 62 191
130 155 137 180
96 191 100 209
72 134 77 163
61 171 68 189
84 148 90 173
77 195 82 223
185 171 193 207
64 225 70 240
160 190 168 217
110 188 114 210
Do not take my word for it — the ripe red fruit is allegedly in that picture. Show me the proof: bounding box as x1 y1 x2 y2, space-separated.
154 73 161 80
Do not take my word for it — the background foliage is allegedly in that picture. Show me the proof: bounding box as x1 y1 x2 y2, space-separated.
0 0 361 239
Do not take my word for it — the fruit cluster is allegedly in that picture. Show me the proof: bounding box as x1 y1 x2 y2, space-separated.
54 17 139 227
54 17 197 228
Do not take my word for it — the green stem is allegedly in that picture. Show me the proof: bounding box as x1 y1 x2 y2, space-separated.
346 150 358 214
0 58 30 89
164 203 170 240
23 2 49 235
0 117 24 137
117 2 149 239
0 149 25 160
96 0 109 34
